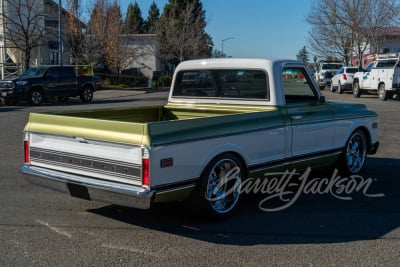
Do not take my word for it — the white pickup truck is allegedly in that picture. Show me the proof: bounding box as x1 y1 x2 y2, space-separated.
314 61 343 89
21 58 380 218
352 54 400 100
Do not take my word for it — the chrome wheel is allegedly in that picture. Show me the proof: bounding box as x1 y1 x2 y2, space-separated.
205 158 242 214
187 154 244 218
344 130 367 174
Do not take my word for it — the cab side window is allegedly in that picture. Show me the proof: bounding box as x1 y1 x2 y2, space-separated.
61 67 77 78
282 67 318 104
46 68 60 79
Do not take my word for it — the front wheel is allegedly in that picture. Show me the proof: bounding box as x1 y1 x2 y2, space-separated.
188 154 244 218
378 83 388 101
353 81 361 98
338 129 367 175
330 82 335 92
80 86 94 102
28 89 43 105
338 81 343 94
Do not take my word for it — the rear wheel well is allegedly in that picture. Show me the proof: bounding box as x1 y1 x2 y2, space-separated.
81 83 94 90
205 151 248 177
30 86 44 94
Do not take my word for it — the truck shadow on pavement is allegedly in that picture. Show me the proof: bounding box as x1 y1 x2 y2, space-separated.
88 157 400 246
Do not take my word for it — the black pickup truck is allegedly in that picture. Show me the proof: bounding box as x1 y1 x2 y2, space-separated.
0 66 102 105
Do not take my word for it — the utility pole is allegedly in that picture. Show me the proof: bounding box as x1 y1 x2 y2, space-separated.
1 0 5 79
59 0 63 66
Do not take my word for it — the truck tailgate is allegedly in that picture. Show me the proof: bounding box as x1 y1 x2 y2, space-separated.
24 112 145 186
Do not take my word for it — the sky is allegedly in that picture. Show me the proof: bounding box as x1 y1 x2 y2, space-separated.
120 0 313 59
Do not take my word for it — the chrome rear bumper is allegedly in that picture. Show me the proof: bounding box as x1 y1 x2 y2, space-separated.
21 165 154 209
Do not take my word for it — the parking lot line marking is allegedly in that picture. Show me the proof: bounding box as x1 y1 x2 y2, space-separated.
35 219 72 239
101 243 160 257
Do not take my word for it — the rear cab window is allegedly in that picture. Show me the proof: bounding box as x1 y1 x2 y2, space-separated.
172 69 269 100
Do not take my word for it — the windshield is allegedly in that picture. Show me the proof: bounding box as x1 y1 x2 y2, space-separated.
322 63 342 70
345 68 358 74
376 60 397 68
19 67 47 78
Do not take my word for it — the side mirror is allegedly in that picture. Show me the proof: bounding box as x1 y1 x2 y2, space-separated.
319 95 326 103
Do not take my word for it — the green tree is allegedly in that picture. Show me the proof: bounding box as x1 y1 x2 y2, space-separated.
124 2 144 34
157 0 212 65
296 46 310 62
143 1 160 33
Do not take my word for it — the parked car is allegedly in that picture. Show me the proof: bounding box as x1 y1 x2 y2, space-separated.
330 67 359 93
315 61 343 89
0 65 101 105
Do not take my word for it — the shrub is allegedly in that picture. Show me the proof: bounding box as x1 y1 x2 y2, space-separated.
97 74 148 88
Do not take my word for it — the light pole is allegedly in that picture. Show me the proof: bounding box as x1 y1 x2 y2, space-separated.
59 0 63 66
222 37 234 57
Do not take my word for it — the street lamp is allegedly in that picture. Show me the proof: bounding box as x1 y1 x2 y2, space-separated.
222 37 234 57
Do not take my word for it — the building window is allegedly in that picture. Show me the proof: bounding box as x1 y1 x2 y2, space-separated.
50 50 58 65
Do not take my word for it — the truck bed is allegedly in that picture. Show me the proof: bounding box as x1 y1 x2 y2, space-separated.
24 103 279 146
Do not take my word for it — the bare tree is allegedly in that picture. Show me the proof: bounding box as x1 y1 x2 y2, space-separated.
103 0 126 75
306 0 398 66
157 0 211 65
2 0 47 70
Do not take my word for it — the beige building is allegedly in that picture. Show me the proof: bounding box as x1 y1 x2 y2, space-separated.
119 34 161 79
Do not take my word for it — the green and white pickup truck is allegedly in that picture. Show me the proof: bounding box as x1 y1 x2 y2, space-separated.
21 58 380 218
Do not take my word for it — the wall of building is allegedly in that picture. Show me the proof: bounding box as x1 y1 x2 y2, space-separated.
121 34 160 78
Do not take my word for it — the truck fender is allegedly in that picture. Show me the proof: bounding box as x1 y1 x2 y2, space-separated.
198 143 249 177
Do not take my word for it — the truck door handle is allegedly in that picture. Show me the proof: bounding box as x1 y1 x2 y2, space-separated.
291 115 303 120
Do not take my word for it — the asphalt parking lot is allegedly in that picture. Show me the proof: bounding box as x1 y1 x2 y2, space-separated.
1 89 400 266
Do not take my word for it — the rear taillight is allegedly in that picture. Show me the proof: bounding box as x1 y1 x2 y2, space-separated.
142 148 150 187
142 158 150 187
343 73 347 80
24 133 30 163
